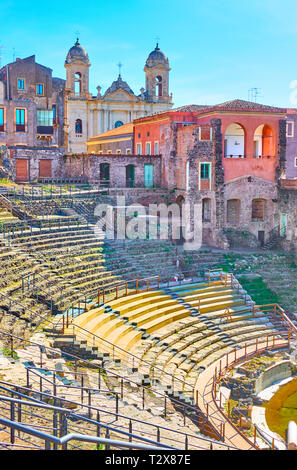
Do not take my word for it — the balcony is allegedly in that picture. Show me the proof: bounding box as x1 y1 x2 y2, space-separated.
15 124 26 133
37 126 54 135
224 154 246 159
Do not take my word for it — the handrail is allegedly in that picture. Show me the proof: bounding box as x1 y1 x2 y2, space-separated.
253 304 297 337
209 333 290 449
1 377 234 450
0 291 53 326
0 392 175 450
0 415 172 450
58 275 161 329
0 329 228 441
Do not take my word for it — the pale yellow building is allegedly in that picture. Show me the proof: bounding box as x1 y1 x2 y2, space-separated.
64 39 173 153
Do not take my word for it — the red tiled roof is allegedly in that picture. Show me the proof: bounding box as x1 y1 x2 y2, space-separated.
195 99 286 114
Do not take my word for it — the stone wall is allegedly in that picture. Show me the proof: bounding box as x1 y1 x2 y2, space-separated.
10 146 65 181
224 175 278 245
9 148 162 188
63 154 162 187
278 188 297 255
254 361 293 394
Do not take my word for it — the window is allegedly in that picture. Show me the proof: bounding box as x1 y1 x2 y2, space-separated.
126 149 131 155
227 199 240 224
295 157 297 168
199 126 212 141
254 124 275 157
15 108 25 132
116 149 121 154
0 108 4 131
75 119 82 134
107 150 112 154
138 133 141 138
136 143 142 155
252 199 266 221
200 163 210 179
145 142 151 155
52 105 57 124
36 84 44 96
155 75 163 97
147 132 150 137
17 79 24 90
74 72 81 96
225 123 245 158
287 121 294 138
37 110 53 127
115 121 123 128
154 141 159 154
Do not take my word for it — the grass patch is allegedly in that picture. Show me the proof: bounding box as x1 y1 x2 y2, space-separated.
239 276 279 305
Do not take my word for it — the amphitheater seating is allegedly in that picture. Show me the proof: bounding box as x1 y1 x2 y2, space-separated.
59 278 282 395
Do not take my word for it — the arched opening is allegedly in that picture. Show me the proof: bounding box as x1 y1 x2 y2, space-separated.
252 198 266 221
115 121 124 128
100 163 110 187
74 72 82 96
227 199 241 224
75 119 82 134
155 75 163 98
254 125 275 157
224 123 245 158
126 164 135 188
202 198 211 222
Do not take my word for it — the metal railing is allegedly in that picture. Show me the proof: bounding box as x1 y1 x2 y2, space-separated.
209 332 290 449
59 275 160 330
252 304 297 338
2 374 233 450
0 329 230 445
0 397 174 450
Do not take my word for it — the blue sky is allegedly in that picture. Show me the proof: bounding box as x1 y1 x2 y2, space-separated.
1 0 297 108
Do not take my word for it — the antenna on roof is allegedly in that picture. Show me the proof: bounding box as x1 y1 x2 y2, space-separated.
248 88 262 103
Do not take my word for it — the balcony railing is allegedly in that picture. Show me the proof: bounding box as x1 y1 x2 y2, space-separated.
224 154 246 159
15 124 26 132
253 154 274 158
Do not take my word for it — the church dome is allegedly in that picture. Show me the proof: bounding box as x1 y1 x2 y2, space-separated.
145 44 169 68
65 39 90 65
103 74 134 96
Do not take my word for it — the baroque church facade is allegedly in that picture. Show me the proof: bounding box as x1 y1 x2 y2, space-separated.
64 39 173 153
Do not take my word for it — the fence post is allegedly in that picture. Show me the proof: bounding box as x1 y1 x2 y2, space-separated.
10 399 15 444
10 336 13 359
81 375 84 403
88 390 91 419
